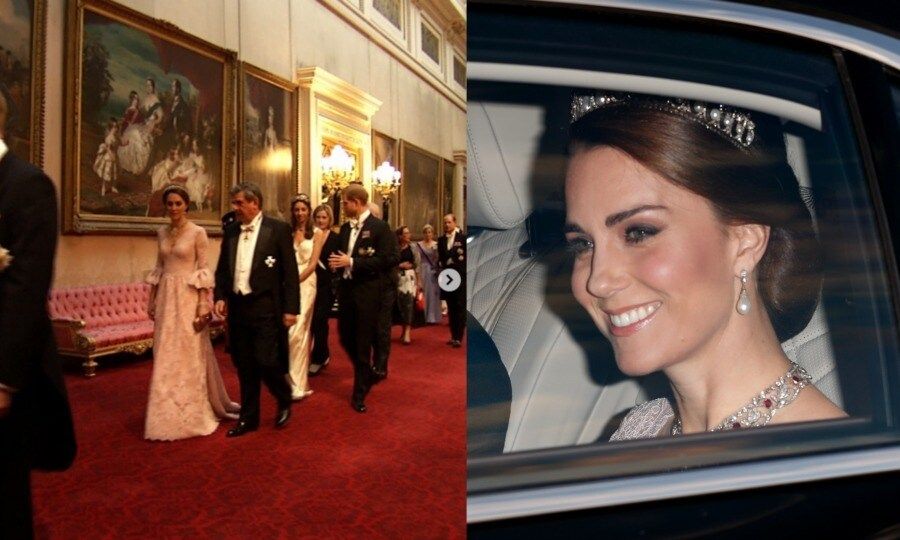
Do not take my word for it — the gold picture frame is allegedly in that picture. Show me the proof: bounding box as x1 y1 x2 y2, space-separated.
2 0 47 166
63 0 237 235
238 62 299 223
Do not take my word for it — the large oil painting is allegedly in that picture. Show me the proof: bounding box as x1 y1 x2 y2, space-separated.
239 62 298 223
63 0 235 234
400 140 442 239
0 0 46 165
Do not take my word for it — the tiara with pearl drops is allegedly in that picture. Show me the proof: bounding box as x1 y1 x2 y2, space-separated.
570 92 757 149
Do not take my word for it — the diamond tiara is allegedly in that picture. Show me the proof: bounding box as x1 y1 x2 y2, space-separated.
570 92 757 149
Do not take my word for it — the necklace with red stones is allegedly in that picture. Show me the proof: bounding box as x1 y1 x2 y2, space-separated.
671 362 812 436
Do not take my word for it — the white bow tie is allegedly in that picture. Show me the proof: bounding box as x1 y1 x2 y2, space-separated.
241 224 254 233
349 220 360 230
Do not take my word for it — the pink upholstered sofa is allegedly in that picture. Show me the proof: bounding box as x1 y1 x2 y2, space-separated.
49 282 223 377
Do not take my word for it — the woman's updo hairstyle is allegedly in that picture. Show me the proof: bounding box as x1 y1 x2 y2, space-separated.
569 97 821 342
162 184 190 209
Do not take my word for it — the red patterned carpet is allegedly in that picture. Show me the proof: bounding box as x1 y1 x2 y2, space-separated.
31 320 466 539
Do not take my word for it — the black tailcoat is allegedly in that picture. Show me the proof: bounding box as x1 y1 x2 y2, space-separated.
0 151 76 537
335 213 399 403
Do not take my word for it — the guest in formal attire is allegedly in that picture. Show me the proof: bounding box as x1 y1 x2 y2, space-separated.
0 91 76 538
214 183 299 437
565 91 845 440
415 224 441 324
221 210 237 230
438 213 466 347
368 202 396 376
144 185 240 440
328 184 399 412
286 194 324 400
395 225 419 345
309 204 340 376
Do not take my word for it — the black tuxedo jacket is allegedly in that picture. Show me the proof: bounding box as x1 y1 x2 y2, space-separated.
337 214 399 290
438 229 466 273
214 215 300 316
438 229 466 297
315 230 341 290
0 151 76 471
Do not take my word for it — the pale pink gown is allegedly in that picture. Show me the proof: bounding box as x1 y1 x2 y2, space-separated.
144 222 239 441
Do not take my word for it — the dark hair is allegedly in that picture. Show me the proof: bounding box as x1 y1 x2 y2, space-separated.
162 184 190 208
230 182 263 208
395 225 409 243
570 104 821 342
290 194 313 239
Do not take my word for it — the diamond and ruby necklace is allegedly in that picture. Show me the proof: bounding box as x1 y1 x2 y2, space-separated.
671 362 812 435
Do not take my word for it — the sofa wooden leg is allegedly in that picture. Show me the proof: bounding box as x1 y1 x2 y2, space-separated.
82 358 97 378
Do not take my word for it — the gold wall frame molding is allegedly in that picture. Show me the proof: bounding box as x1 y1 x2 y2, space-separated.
296 67 381 208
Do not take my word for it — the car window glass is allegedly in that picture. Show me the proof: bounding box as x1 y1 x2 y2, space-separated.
467 4 900 491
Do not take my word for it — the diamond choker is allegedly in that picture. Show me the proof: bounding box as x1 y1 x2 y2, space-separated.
570 92 757 149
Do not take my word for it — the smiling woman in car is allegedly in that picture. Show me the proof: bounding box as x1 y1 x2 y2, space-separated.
564 93 846 440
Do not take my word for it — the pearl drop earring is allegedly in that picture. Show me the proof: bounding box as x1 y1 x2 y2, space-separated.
736 269 751 315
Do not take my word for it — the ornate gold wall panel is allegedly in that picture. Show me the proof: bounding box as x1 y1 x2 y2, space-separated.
296 67 382 207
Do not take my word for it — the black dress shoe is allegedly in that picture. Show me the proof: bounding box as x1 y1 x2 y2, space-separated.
351 400 367 413
371 367 387 383
275 406 291 428
451 340 462 348
226 421 258 438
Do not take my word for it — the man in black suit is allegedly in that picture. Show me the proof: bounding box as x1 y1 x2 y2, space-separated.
214 183 299 437
438 213 466 347
328 184 399 412
368 202 396 380
0 91 76 538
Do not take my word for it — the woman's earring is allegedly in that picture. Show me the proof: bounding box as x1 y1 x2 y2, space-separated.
736 269 751 315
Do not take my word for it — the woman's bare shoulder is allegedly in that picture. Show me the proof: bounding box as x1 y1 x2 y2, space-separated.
776 384 847 425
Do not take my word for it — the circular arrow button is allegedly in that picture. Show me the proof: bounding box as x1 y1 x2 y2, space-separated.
438 269 461 292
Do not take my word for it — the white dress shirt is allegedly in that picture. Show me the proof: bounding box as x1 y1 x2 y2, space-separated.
233 212 263 294
344 209 370 278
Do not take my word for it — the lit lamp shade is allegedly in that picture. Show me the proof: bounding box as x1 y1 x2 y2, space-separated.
372 161 401 197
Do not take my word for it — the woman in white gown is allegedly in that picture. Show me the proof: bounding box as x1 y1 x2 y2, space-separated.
184 140 212 211
287 194 325 400
118 78 164 176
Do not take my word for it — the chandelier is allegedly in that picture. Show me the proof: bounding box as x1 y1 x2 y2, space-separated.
372 161 402 198
321 145 356 194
